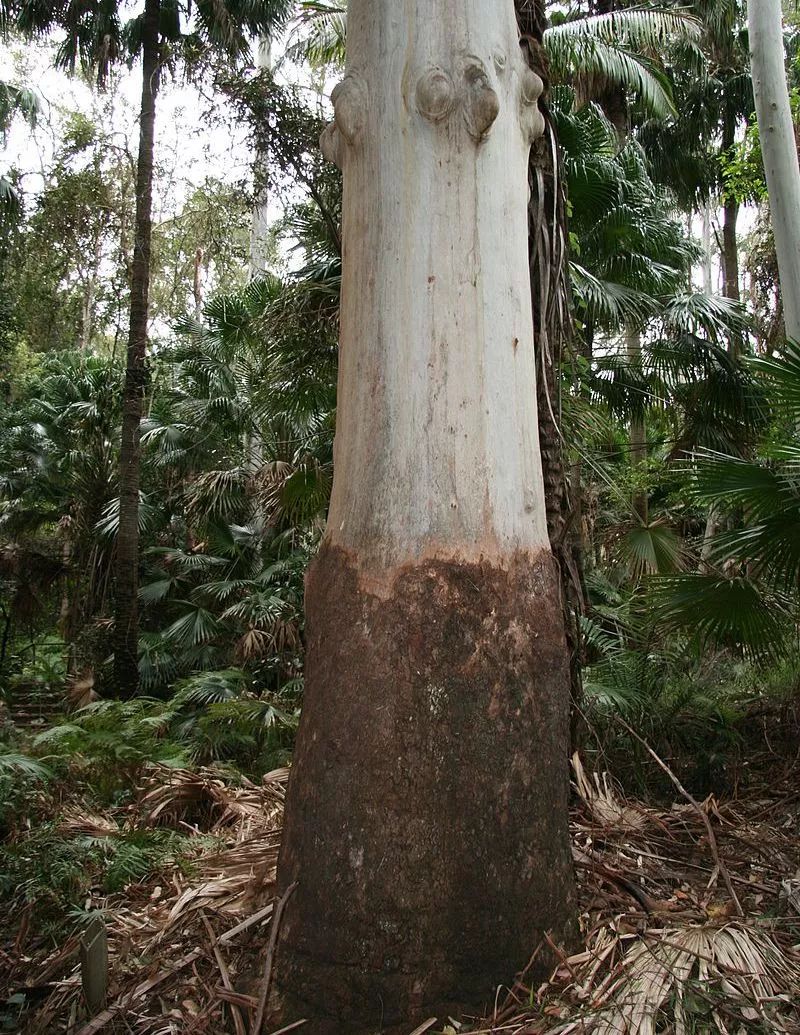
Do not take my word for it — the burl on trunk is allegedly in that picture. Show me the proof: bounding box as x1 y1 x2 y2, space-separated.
273 1 576 1030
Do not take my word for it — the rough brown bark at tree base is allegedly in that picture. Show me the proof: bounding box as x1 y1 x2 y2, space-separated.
273 543 577 1033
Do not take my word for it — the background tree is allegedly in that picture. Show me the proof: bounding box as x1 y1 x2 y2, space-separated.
10 0 293 697
748 0 800 342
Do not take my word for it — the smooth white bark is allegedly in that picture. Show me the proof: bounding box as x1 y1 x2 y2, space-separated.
249 37 272 278
322 0 548 573
701 201 714 296
748 0 800 343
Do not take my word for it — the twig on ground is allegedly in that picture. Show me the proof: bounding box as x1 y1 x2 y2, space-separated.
74 948 203 1035
266 1020 308 1034
202 913 246 1035
251 881 298 1035
612 716 744 916
407 1020 438 1035
219 903 274 946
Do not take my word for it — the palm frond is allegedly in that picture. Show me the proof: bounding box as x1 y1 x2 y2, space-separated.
615 520 687 578
650 574 791 658
545 10 701 121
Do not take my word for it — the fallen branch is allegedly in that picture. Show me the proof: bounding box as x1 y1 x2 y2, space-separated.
407 1021 438 1035
202 913 245 1035
75 949 202 1035
218 903 274 946
251 882 298 1035
612 717 744 916
266 1021 307 1035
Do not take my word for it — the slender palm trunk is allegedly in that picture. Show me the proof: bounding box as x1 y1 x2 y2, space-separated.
722 198 740 303
274 2 576 1028
113 0 160 698
626 326 648 523
193 246 203 319
749 0 800 344
720 110 742 358
80 232 103 353
516 0 585 730
701 200 714 295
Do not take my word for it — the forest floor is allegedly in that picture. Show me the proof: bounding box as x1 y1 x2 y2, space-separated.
3 742 800 1034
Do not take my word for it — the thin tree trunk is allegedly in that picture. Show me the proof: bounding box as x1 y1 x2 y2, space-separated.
749 0 800 343
626 326 648 523
113 0 160 698
722 198 740 303
80 231 102 353
0 604 11 674
193 246 204 319
274 2 576 1029
249 37 272 278
701 200 714 295
245 37 272 474
516 0 585 736
720 107 742 359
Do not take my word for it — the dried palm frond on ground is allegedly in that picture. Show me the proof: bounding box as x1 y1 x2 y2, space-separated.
477 753 800 1035
4 754 800 1034
1 766 289 1034
138 764 287 833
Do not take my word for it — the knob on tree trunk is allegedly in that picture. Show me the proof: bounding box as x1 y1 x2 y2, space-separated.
273 2 577 1030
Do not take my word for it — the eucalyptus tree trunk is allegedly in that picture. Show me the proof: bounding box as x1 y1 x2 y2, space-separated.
273 1 576 1029
113 0 160 697
249 36 272 278
749 0 800 344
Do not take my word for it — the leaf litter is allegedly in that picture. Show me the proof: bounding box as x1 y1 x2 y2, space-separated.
3 751 800 1034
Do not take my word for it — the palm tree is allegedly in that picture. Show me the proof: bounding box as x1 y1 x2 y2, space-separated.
513 1 700 712
651 342 800 658
136 250 338 692
0 352 124 668
10 0 293 697
637 0 753 319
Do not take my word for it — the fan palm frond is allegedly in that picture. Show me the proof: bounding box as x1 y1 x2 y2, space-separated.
615 519 687 579
650 573 791 658
286 0 346 68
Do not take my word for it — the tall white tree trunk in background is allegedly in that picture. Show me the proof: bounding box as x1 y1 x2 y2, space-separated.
273 1 576 1031
701 201 714 296
749 0 800 343
249 36 272 278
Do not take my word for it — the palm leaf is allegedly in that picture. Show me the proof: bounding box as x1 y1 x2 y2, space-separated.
650 574 791 658
616 520 687 578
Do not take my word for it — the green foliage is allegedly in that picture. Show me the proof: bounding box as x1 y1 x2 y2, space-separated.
10 0 294 82
616 519 687 578
0 79 40 216
546 8 701 120
553 88 697 331
189 695 297 769
721 92 800 204
0 817 197 927
32 699 187 795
